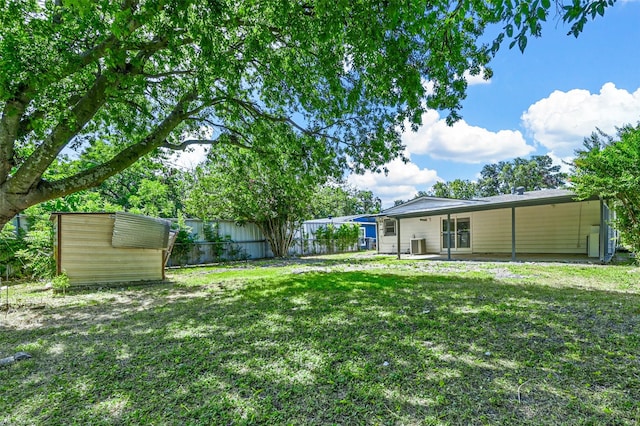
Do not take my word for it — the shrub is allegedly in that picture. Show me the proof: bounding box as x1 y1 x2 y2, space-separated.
314 223 360 253
51 273 70 295
15 218 55 278
0 216 54 279
0 224 26 278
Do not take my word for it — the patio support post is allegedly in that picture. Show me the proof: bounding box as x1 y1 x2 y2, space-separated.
447 213 451 261
511 207 516 261
396 218 401 260
599 199 605 262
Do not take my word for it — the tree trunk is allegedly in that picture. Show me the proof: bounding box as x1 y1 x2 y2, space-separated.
258 219 296 258
0 184 43 231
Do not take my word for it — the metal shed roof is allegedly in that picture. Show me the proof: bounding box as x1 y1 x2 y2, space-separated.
112 212 171 249
50 211 171 249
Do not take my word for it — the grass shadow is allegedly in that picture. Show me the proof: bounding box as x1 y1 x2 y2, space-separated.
1 269 639 425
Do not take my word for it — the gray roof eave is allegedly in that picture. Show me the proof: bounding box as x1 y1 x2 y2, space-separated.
386 194 598 219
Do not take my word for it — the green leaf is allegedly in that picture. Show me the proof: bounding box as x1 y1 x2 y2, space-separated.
518 35 528 52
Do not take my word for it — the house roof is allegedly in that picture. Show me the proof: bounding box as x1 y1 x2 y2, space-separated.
380 197 478 217
382 189 590 219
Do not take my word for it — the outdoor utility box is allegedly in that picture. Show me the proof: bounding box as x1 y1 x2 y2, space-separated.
51 212 171 286
588 225 600 258
411 238 427 255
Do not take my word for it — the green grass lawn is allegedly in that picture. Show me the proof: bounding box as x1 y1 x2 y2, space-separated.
1 254 639 425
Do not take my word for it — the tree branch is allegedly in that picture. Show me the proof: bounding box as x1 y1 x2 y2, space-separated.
33 89 199 201
12 0 149 105
144 70 196 80
8 29 180 194
8 66 136 194
161 132 254 152
232 98 312 136
161 139 218 151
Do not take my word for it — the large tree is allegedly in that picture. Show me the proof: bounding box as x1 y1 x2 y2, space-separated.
413 155 567 203
310 184 382 218
429 179 479 199
33 141 188 217
571 125 640 255
185 124 335 257
477 155 567 196
0 0 612 230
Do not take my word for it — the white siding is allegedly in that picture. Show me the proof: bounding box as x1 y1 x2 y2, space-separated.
376 219 395 254
472 208 513 253
512 201 600 253
472 200 600 254
377 217 440 254
58 214 164 286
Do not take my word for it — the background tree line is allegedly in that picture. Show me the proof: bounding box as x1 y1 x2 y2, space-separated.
393 154 568 206
0 131 381 276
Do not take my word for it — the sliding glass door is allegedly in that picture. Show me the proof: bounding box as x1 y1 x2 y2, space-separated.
442 217 471 251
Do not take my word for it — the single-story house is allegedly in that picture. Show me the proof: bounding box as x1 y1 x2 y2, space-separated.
51 212 171 286
376 189 616 262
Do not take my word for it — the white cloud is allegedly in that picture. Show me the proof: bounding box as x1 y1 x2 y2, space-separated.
546 152 574 175
348 157 440 208
463 69 491 86
403 110 535 163
522 83 640 157
421 69 490 98
167 144 209 170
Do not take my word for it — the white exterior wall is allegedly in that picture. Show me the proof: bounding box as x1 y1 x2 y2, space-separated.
377 218 396 254
472 201 600 253
513 200 599 253
378 217 441 254
379 200 600 255
471 209 513 253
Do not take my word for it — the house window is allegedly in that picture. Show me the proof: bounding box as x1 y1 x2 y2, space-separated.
383 219 396 236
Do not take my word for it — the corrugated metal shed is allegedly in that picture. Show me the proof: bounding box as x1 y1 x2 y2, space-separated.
112 212 170 249
50 212 168 286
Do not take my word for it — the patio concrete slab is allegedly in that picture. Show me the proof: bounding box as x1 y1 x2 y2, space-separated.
397 253 600 264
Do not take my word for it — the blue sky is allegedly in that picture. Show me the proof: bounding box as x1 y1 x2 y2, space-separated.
174 2 640 208
347 1 640 207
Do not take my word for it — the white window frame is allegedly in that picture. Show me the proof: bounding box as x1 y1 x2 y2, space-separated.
383 219 396 236
441 216 472 252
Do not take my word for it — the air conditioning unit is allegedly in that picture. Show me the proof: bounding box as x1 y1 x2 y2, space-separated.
411 238 427 255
